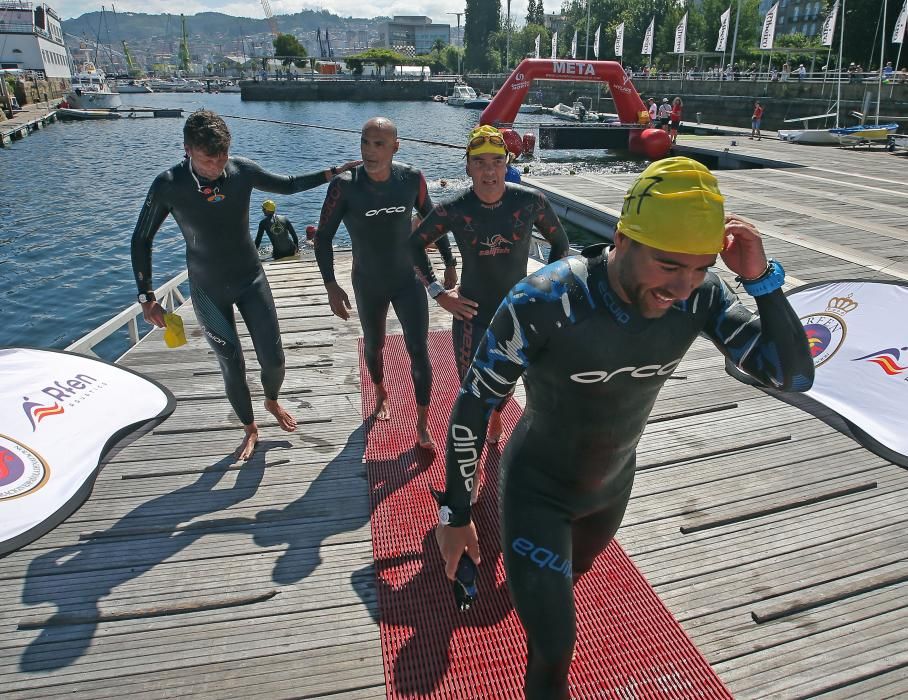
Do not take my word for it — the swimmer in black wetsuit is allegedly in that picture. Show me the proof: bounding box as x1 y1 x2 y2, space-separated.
434 157 815 698
314 117 457 449
131 109 360 460
410 125 570 445
255 200 299 259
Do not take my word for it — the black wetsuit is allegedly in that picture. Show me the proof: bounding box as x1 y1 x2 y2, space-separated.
255 213 299 258
441 245 814 698
131 156 329 425
314 162 454 406
410 184 571 378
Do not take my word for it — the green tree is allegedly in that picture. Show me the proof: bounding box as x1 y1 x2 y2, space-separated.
441 44 464 72
272 33 307 67
465 0 501 71
344 48 410 75
432 38 447 53
526 0 537 25
513 23 549 59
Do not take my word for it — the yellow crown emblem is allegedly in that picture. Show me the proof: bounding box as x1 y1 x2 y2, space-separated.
826 294 858 315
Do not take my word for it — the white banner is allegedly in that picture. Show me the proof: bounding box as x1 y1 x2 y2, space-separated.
571 30 578 59
761 2 779 50
0 348 175 554
551 31 558 59
642 18 655 56
594 24 601 59
534 34 540 58
894 0 907 43
820 1 839 46
615 22 625 57
674 13 688 54
787 281 908 467
716 7 731 52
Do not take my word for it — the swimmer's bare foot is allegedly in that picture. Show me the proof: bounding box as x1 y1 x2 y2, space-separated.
374 383 391 421
235 424 259 461
416 404 436 451
487 409 503 444
264 398 297 432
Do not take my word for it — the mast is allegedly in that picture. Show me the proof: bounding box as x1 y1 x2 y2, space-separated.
835 0 845 128
875 0 886 124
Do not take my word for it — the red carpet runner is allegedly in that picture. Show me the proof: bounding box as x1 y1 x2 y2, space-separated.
359 330 732 699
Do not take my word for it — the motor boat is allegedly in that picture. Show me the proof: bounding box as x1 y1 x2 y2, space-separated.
552 101 596 122
463 94 492 109
57 107 122 120
66 62 122 109
115 80 153 93
447 84 478 107
518 103 543 114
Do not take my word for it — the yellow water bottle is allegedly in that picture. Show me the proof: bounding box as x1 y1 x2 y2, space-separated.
163 312 187 348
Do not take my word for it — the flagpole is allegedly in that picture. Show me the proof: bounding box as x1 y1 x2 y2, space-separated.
729 0 742 75
585 0 591 58
506 0 511 70
892 43 904 98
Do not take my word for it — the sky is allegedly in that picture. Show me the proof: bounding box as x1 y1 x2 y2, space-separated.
53 0 465 24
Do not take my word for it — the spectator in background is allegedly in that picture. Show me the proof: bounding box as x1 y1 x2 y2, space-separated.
781 62 791 81
669 97 683 144
883 61 894 81
750 101 764 141
657 97 671 130
647 97 658 125
797 64 807 81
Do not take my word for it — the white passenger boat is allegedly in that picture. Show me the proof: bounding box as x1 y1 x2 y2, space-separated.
66 63 122 109
447 84 477 107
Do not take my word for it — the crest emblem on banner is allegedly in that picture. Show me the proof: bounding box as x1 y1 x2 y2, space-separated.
800 294 858 366
0 434 50 501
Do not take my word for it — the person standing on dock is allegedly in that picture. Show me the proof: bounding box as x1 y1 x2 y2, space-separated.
408 124 570 447
255 199 300 259
433 157 815 699
751 101 764 140
668 97 683 144
131 109 359 461
313 116 457 450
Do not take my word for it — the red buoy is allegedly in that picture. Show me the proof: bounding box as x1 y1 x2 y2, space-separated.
628 128 672 160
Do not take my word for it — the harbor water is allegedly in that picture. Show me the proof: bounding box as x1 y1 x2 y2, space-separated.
0 92 643 357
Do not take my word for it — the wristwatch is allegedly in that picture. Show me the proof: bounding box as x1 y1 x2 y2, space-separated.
738 259 785 297
428 281 447 299
137 291 156 304
438 504 453 526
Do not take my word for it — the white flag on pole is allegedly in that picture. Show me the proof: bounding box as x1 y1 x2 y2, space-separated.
571 30 578 58
716 7 731 52
642 17 655 56
674 13 688 54
534 34 540 58
820 1 839 47
760 2 779 50
615 22 625 57
893 0 907 43
594 24 601 58
551 31 558 59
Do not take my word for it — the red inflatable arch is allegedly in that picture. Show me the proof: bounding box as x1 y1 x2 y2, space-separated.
479 59 671 159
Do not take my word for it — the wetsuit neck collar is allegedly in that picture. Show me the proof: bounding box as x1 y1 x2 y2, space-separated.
469 186 505 208
361 163 393 184
582 243 652 331
187 156 226 185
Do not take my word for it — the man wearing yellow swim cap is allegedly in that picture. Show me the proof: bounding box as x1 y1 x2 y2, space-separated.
610 156 772 318
434 155 813 697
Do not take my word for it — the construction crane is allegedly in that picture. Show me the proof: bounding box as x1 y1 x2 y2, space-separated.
260 0 279 39
178 14 191 73
122 40 141 77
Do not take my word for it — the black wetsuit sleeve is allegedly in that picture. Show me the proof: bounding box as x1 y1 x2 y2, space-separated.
705 280 814 392
408 205 450 285
245 159 328 194
286 219 299 249
443 278 554 525
254 219 266 248
131 176 171 292
314 178 346 284
534 194 571 263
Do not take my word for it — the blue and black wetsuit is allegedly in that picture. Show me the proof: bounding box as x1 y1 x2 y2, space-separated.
441 244 814 698
410 184 571 378
314 162 455 406
255 213 299 259
131 156 330 425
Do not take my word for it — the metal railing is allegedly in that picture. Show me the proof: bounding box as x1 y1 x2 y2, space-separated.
67 270 189 358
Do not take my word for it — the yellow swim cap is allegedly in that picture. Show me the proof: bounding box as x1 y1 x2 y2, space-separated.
262 199 276 213
617 156 725 255
466 125 508 158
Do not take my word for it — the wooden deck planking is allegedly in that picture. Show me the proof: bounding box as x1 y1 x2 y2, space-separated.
3 136 907 697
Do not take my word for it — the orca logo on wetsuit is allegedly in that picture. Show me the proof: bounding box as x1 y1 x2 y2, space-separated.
570 358 682 383
365 206 407 217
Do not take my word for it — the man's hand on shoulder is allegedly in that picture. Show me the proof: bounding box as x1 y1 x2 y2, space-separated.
436 287 478 321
